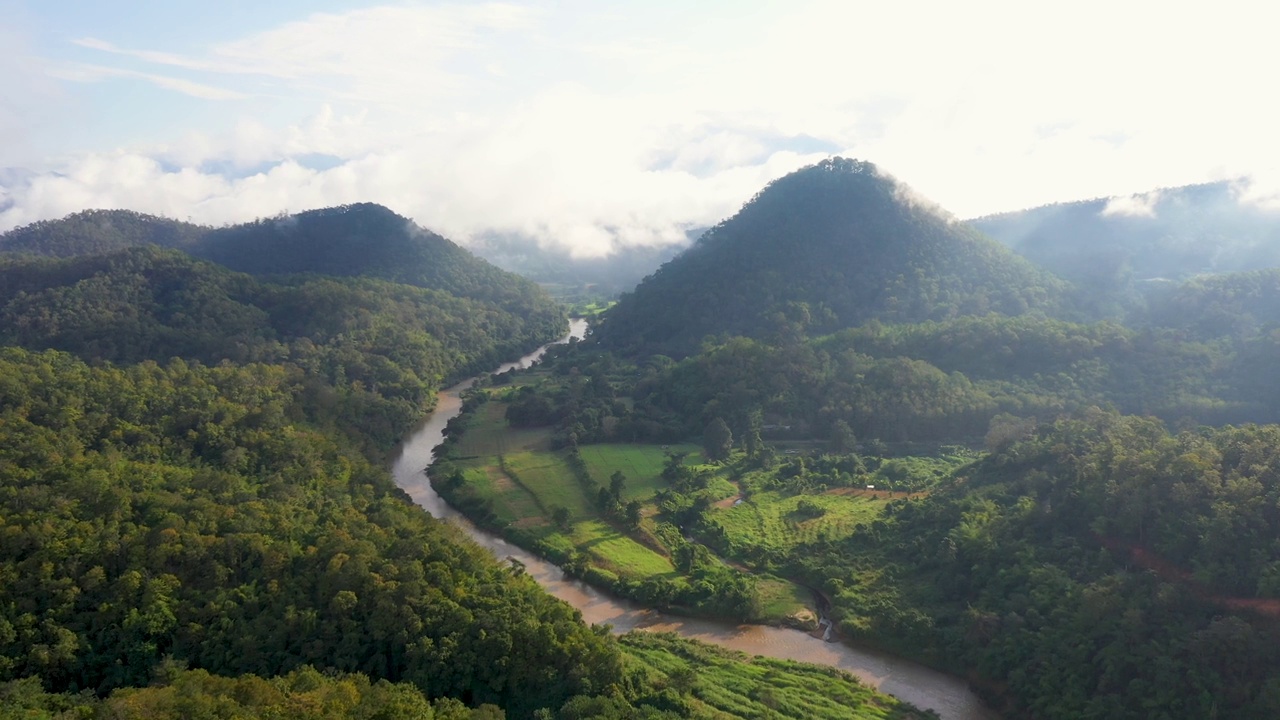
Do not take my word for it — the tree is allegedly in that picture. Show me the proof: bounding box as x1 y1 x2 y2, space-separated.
624 501 643 529
744 410 764 459
610 471 627 500
704 417 733 461
829 419 857 454
552 506 571 529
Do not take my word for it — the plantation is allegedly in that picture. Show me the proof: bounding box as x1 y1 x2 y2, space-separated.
434 376 980 633
712 489 891 554
617 633 934 720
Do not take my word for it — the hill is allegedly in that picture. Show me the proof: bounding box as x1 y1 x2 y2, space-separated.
191 204 554 316
0 246 564 454
594 158 1068 357
0 203 565 330
0 209 206 258
970 181 1280 314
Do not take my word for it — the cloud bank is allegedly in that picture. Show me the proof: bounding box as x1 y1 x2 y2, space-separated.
2 0 1277 256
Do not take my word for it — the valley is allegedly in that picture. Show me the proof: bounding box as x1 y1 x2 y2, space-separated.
4 158 1280 719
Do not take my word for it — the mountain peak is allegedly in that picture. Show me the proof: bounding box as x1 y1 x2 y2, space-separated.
595 159 1065 356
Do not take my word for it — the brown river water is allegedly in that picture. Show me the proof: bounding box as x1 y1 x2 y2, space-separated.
391 319 996 720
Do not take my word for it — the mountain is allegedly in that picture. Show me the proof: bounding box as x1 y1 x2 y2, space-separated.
970 181 1280 314
191 204 545 311
0 204 565 329
0 245 570 455
0 209 206 258
594 158 1068 357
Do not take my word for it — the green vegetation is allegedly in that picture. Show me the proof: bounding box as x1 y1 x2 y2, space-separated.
0 666 491 719
0 203 566 336
595 158 1067 357
971 180 1280 317
577 443 704 500
783 412 1280 718
0 246 565 455
433 349 977 633
0 348 619 715
615 632 933 719
2 633 930 720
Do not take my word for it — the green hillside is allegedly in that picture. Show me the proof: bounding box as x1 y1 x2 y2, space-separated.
596 158 1067 357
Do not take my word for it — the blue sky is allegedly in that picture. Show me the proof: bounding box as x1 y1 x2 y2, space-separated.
2 0 1276 255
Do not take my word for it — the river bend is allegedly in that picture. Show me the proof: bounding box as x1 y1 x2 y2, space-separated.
391 320 995 720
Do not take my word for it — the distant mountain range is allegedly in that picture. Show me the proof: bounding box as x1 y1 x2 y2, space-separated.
969 181 1280 313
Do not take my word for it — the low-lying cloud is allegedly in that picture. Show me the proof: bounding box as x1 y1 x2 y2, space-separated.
2 0 1277 256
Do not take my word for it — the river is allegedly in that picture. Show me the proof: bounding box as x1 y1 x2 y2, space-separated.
391 319 996 720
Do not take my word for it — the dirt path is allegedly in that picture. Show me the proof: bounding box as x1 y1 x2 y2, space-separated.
1099 535 1280 618
712 481 743 509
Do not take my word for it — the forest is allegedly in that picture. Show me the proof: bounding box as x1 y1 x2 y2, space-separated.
0 197 927 719
427 158 1280 718
6 156 1280 719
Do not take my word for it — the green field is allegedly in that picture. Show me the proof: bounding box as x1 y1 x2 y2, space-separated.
453 404 679 584
619 632 930 719
712 489 890 553
447 399 825 623
578 443 704 500
454 402 551 457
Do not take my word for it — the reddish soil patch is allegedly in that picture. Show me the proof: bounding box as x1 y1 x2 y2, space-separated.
824 487 925 500
1098 535 1280 618
511 516 548 529
712 482 744 510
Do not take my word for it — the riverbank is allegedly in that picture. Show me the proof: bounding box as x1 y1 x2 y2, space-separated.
389 321 996 720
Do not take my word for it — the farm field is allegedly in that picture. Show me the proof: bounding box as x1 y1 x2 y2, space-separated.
578 442 704 500
450 403 682 586
618 632 930 720
443 399 815 623
711 490 891 554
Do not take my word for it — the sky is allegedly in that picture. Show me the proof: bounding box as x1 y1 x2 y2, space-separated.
1 0 1276 256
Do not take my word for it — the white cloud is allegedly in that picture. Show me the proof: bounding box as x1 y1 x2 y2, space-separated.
49 63 248 100
3 0 1277 255
1101 191 1162 219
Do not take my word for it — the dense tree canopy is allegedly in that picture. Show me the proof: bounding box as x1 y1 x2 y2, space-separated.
0 348 620 714
595 158 1067 357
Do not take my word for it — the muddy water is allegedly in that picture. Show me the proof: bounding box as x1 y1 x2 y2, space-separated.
391 320 996 720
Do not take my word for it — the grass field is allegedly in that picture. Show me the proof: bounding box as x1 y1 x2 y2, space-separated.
570 519 678 577
454 402 551 457
757 578 815 622
578 443 704 500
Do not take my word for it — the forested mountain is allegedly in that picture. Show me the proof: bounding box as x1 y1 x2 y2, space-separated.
970 181 1280 315
796 411 1280 718
0 247 563 454
0 209 206 258
1 203 565 328
1143 267 1280 340
192 204 555 316
595 158 1067 357
0 203 926 718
